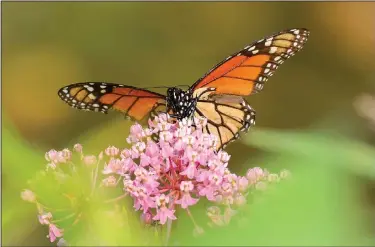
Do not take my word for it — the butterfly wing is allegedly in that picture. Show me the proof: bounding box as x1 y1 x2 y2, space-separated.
58 82 166 121
190 28 309 149
194 94 256 150
191 28 310 96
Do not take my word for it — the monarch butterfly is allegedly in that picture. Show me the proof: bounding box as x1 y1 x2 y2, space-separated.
58 28 309 150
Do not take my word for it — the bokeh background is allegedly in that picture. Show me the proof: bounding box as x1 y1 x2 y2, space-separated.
3 2 375 246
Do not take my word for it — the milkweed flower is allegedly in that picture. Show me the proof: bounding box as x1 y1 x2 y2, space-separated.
102 114 290 227
22 113 291 245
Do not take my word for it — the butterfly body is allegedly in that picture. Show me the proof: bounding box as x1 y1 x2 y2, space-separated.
166 87 197 120
58 28 310 150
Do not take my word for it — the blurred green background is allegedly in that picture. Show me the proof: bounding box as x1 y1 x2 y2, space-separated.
2 2 375 246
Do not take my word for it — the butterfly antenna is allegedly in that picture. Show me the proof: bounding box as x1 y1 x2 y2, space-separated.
141 86 170 89
142 84 191 90
174 84 191 89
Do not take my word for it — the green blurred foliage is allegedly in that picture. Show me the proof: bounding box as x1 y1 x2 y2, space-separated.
3 2 375 246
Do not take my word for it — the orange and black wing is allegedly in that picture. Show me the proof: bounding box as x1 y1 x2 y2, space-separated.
191 28 310 96
58 82 166 121
194 94 256 150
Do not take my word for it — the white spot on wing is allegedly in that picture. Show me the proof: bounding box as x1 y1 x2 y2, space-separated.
269 47 277 54
248 46 256 51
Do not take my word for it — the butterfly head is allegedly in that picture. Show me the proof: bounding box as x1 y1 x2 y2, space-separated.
166 87 197 120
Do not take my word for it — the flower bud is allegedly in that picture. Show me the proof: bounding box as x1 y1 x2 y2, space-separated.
140 212 153 225
280 169 291 179
267 173 280 183
61 149 72 162
73 144 83 153
102 176 117 187
21 189 36 203
83 155 97 166
234 193 246 206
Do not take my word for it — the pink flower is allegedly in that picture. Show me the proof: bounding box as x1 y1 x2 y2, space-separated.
134 167 159 191
103 158 124 174
48 223 63 242
246 167 265 184
38 212 52 225
132 142 146 158
218 150 230 163
102 176 117 187
61 149 72 162
45 149 58 162
120 149 132 159
198 183 216 201
139 153 151 167
73 143 83 153
45 149 67 164
153 195 177 224
237 176 249 192
127 123 145 143
176 181 199 208
134 187 156 213
122 157 137 173
141 212 153 225
105 146 119 157
160 131 174 142
180 163 198 179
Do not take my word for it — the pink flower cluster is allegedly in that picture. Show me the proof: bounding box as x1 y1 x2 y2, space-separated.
22 113 291 245
44 148 72 170
101 114 285 225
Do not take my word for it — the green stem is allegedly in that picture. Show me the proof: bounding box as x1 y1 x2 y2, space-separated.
104 194 127 203
164 197 175 246
90 159 100 197
164 218 172 246
52 212 76 223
